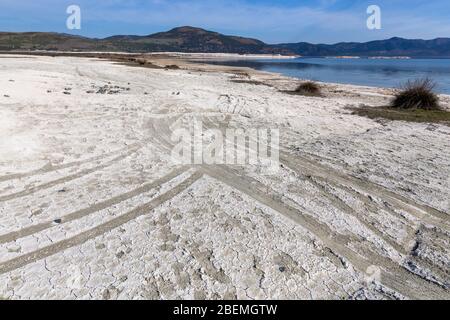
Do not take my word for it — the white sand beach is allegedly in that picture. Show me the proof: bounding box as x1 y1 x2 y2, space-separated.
0 54 448 300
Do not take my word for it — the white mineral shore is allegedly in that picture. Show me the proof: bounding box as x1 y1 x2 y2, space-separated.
0 54 448 300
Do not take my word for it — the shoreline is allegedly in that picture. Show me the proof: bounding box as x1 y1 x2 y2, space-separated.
184 54 450 97
1 51 450 105
1 51 450 97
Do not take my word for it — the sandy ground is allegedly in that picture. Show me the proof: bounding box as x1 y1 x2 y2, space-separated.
0 54 449 300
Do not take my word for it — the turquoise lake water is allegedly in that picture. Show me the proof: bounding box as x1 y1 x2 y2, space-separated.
206 58 450 94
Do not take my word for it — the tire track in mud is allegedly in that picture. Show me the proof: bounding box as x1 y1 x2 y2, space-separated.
0 166 190 245
319 175 421 235
0 171 203 276
150 114 447 255
44 109 446 299
201 165 449 300
281 130 449 219
202 115 448 229
0 143 140 183
302 175 413 255
280 153 449 230
142 113 450 299
0 145 141 203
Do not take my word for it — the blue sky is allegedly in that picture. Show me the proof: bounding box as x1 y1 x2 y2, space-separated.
1 0 449 43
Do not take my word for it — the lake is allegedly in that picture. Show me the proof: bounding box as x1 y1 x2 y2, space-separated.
204 57 450 94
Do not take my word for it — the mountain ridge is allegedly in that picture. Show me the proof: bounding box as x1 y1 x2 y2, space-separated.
1 26 449 57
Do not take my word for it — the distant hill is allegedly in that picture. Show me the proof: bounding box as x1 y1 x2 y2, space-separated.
1 27 449 57
276 37 450 58
0 32 110 51
105 26 274 53
0 27 279 54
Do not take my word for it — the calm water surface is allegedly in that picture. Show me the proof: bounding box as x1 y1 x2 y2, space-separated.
205 58 450 94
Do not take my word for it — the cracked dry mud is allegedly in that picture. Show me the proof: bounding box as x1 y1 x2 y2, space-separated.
0 55 449 300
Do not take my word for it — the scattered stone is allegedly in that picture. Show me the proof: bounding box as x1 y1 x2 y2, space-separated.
94 84 129 95
95 243 106 250
31 208 43 217
63 91 71 95
102 285 119 300
116 251 125 259
7 244 22 253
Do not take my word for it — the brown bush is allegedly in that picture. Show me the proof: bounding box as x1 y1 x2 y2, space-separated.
295 81 321 96
392 78 440 110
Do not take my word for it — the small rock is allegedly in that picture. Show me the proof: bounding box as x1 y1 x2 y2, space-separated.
53 219 62 224
95 243 106 250
31 208 43 216
4 95 10 98
116 251 125 259
279 266 286 273
63 91 71 95
102 285 119 300
7 244 21 253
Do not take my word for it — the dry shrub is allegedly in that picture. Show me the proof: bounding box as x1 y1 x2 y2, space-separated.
295 81 321 96
392 78 440 110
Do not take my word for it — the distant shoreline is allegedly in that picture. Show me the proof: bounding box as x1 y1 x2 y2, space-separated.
195 55 450 95
1 51 449 95
2 51 450 60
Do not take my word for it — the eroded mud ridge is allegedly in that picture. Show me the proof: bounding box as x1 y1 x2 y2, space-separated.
0 55 449 300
